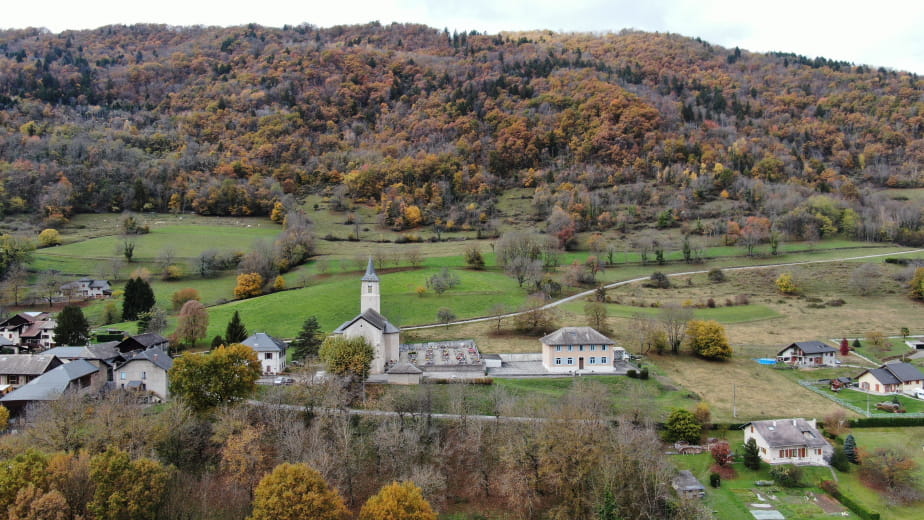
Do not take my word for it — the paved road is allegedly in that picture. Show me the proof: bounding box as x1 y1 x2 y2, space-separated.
403 248 924 331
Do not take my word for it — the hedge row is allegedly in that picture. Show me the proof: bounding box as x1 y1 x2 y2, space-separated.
820 481 880 520
848 416 924 427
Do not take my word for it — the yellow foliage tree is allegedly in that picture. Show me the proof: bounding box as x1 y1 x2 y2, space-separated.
37 229 61 247
403 205 423 228
270 201 285 223
234 272 264 299
249 463 349 520
272 275 286 291
686 320 733 361
221 425 271 493
359 481 437 520
0 405 8 431
910 267 924 301
775 273 798 295
7 485 69 520
87 447 170 520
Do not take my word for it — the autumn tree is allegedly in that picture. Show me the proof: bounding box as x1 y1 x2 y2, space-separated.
319 335 374 381
0 405 8 431
87 447 170 520
584 301 608 332
171 287 201 310
7 485 69 520
840 338 850 356
859 447 922 504
169 344 261 412
463 245 485 269
359 481 438 520
686 320 732 360
775 273 798 295
224 310 248 344
664 408 702 444
175 300 209 348
37 229 61 248
53 305 90 346
0 450 50 513
290 316 323 360
910 267 924 301
137 307 168 335
234 272 264 299
436 307 456 326
249 463 349 520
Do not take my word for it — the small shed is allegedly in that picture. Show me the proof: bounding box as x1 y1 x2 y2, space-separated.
387 362 423 385
672 470 705 499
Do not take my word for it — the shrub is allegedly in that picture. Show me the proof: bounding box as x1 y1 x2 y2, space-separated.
830 446 851 472
627 369 638 379
709 473 721 488
769 464 804 487
38 228 61 247
639 367 649 380
707 268 726 283
706 298 716 308
649 271 671 289
776 273 798 294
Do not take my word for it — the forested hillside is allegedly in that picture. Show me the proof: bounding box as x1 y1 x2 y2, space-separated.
1 23 922 243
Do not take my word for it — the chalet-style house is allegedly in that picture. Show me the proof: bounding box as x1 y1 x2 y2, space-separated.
0 359 102 411
115 346 173 401
539 326 625 373
776 341 838 367
857 362 924 395
0 354 62 391
334 259 400 374
115 333 169 354
743 418 832 466
241 333 287 375
58 278 111 301
0 312 57 351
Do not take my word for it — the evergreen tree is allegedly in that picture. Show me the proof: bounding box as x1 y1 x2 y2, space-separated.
122 277 156 321
597 489 620 520
743 438 761 470
844 434 859 464
290 316 323 360
53 305 90 345
224 311 248 344
852 338 862 350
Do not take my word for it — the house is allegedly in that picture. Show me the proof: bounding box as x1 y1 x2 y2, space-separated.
672 470 705 499
857 362 924 395
0 354 62 388
115 333 169 354
115 346 173 401
386 362 423 385
0 359 102 411
776 341 838 367
333 258 400 374
0 312 57 351
44 343 124 382
742 418 832 466
241 333 287 375
58 278 111 301
539 326 622 372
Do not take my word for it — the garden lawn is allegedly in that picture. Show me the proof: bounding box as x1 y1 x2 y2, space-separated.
818 387 924 414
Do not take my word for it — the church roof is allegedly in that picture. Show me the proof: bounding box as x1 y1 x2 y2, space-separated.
334 308 400 334
361 257 380 282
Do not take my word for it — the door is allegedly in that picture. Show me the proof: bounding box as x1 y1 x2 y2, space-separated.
579 357 584 369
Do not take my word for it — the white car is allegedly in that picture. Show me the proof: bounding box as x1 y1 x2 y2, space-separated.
273 376 295 385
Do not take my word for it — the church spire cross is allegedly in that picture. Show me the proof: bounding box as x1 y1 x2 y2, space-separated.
362 256 380 282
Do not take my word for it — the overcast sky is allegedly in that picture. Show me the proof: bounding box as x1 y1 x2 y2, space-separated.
4 1 924 74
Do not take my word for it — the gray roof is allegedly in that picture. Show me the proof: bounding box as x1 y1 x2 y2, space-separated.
361 257 380 282
45 343 122 361
672 470 705 491
0 359 98 402
131 333 169 348
387 362 423 375
334 308 400 334
540 327 615 346
120 346 173 371
745 418 831 449
242 333 287 353
781 341 837 355
0 355 60 376
0 337 14 347
860 362 924 385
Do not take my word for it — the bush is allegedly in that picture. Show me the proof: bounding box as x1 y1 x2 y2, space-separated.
639 367 649 380
769 464 804 488
649 271 671 289
707 268 726 283
709 473 721 488
830 446 850 472
627 369 638 378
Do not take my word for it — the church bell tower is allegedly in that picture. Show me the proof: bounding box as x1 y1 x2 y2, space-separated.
361 257 381 313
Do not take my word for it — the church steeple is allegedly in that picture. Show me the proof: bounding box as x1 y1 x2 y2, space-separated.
361 257 380 313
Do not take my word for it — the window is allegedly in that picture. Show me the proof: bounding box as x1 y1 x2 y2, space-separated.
555 346 562 352
579 345 584 351
7 375 18 385
142 371 146 380
601 345 607 351
567 358 574 365
601 357 608 364
265 353 273 360
568 346 573 351
554 358 562 365
590 345 596 351
120 372 126 380
589 357 596 364
367 284 373 293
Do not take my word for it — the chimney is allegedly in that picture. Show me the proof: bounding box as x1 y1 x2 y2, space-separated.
772 421 776 427
793 419 797 427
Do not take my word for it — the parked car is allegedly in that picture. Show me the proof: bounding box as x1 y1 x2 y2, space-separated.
273 376 295 385
915 389 924 400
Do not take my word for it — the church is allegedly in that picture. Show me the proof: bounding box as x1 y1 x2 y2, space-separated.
333 258 401 374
